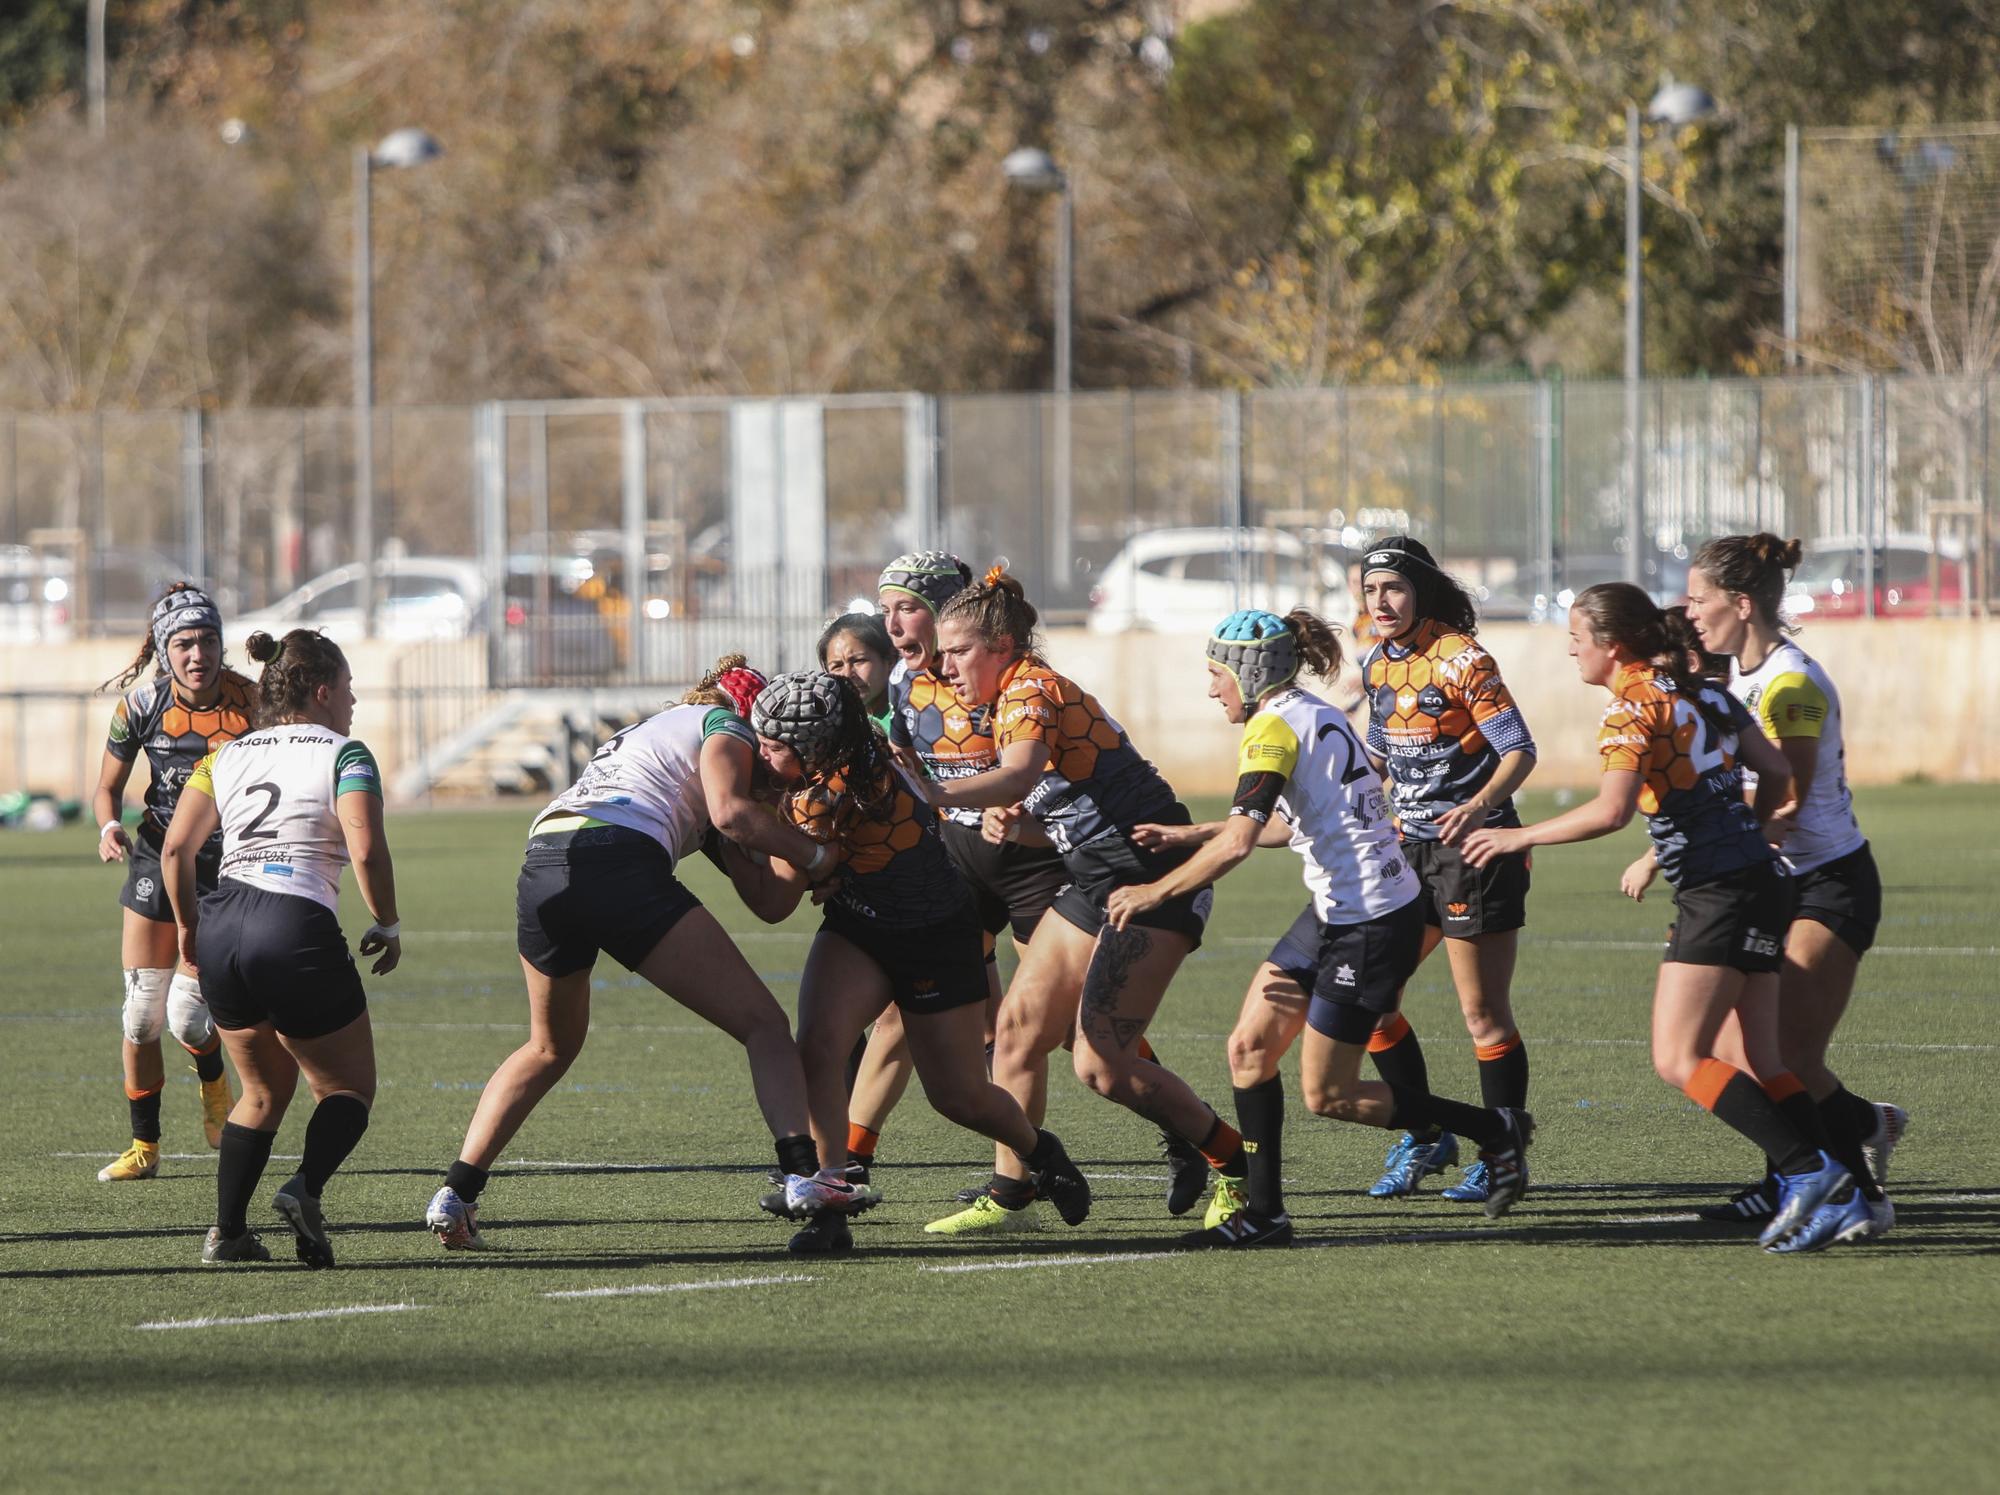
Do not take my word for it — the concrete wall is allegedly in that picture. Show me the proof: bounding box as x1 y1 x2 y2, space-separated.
1035 620 2000 794
8 621 1997 805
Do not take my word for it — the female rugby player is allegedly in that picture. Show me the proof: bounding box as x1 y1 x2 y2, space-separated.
1678 533 1897 1245
92 585 253 1181
915 567 1240 1236
819 610 897 732
1356 538 1538 1205
1111 609 1534 1245
736 669 1091 1255
423 656 862 1253
162 629 394 1267
1462 584 1851 1252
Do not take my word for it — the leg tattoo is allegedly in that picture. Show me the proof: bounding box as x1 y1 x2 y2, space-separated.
1082 925 1152 1051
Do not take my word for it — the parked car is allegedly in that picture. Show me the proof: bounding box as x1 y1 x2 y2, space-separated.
1088 527 1351 634
1785 539 1965 618
236 558 485 643
0 546 72 643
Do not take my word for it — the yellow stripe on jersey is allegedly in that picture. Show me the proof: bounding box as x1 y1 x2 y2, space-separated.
186 751 217 798
1238 710 1301 780
1757 670 1828 740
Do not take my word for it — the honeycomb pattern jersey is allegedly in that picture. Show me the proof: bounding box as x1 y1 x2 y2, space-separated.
106 669 256 843
1597 661 1775 890
992 659 1177 855
1364 620 1532 840
783 760 972 928
887 659 992 830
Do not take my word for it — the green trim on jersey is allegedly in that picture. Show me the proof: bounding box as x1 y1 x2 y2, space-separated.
334 740 383 797
702 706 756 747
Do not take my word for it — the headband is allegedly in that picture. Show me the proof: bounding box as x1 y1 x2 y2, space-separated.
1360 537 1445 586
1206 609 1299 704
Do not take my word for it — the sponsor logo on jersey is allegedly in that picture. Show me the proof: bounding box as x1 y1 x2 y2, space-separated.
1741 928 1779 958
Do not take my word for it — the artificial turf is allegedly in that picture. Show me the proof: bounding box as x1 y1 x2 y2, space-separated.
2 787 1995 1493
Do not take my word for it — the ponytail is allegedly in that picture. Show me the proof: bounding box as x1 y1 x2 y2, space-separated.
1692 532 1803 632
1283 608 1344 680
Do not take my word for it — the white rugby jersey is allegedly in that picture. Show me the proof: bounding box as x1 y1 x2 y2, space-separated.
1730 642 1865 874
190 724 382 912
533 703 755 863
1235 686 1419 924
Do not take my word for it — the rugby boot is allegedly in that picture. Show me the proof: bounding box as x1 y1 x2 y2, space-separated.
1162 1131 1210 1217
1861 1103 1908 1187
788 1212 855 1256
201 1227 271 1265
1440 1158 1492 1204
1698 1177 1777 1225
1368 1130 1458 1198
425 1186 490 1251
1759 1153 1851 1249
1203 1174 1249 1231
924 1194 1041 1235
97 1139 160 1182
1186 1208 1294 1249
1482 1110 1535 1221
1766 1190 1894 1255
274 1176 336 1269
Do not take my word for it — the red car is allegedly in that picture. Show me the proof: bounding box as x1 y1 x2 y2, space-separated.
1785 544 1966 618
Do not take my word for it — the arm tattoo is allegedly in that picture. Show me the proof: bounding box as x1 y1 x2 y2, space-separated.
1080 924 1152 1050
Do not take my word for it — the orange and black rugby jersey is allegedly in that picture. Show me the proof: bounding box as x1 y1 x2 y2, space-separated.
783 760 973 928
1363 621 1533 840
888 660 992 830
106 669 256 843
992 659 1177 855
1597 662 1774 890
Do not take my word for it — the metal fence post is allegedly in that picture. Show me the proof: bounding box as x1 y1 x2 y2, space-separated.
621 401 647 677
1535 378 1556 602
1860 375 1878 619
1222 389 1244 608
181 408 207 583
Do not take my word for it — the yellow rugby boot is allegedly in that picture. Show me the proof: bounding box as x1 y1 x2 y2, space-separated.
198 1072 234 1150
923 1195 1041 1235
1202 1174 1248 1230
97 1139 160 1182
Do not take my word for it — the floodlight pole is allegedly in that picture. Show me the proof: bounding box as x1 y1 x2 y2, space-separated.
353 144 376 636
87 0 107 136
1625 104 1645 588
1053 181 1073 590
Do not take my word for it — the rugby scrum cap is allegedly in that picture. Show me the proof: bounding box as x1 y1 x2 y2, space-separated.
151 587 222 660
878 551 974 616
751 670 851 769
1206 609 1299 703
714 662 767 719
1360 535 1443 583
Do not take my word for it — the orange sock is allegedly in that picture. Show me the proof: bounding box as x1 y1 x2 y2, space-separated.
1474 1031 1522 1063
846 1123 880 1160
1761 1072 1805 1103
1681 1057 1740 1112
1197 1117 1244 1173
1367 1013 1412 1054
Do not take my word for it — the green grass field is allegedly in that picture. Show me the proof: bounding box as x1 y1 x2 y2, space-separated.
3 787 1996 1493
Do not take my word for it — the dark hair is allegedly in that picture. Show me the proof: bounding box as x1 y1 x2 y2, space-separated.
245 629 347 728
937 564 1041 659
1572 583 1729 732
1661 610 1728 682
1283 607 1344 679
1692 533 1803 632
1362 547 1481 635
103 581 215 692
817 613 895 671
815 673 896 816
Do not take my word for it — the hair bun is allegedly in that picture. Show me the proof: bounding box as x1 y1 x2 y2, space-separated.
982 563 1009 589
1779 537 1804 569
245 630 280 664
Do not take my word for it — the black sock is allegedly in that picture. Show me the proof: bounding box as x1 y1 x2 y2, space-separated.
983 1040 995 1078
128 1088 162 1144
1815 1086 1882 1200
298 1094 370 1198
1369 1028 1430 1094
217 1122 276 1236
1022 1128 1062 1172
989 1174 1036 1209
1385 1085 1506 1150
1233 1078 1285 1218
444 1159 490 1204
191 1046 225 1084
775 1133 819 1178
1478 1037 1529 1110
1833 1086 1880 1141
1197 1113 1248 1178
1704 1074 1819 1175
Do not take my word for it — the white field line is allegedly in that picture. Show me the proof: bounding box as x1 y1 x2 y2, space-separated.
921 1251 1182 1274
54 1151 300 1161
137 1303 422 1331
544 1274 814 1300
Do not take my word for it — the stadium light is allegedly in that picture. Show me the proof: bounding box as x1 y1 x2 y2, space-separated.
1003 147 1073 589
354 128 443 636
1624 84 1717 587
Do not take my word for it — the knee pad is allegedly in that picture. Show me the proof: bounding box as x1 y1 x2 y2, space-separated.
121 968 171 1045
167 971 215 1051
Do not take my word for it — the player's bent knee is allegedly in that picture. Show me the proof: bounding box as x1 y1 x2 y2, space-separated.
165 971 214 1050
120 967 170 1045
1299 1079 1357 1119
